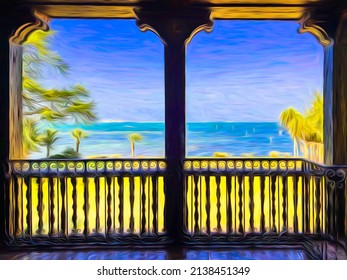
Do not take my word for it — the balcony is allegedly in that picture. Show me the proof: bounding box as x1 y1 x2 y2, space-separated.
5 157 347 259
1 0 347 261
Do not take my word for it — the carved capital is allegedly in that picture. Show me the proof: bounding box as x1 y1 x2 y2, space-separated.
135 8 213 46
9 10 50 45
298 11 335 47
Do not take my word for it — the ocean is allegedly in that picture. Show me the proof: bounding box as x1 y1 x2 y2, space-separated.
30 122 293 158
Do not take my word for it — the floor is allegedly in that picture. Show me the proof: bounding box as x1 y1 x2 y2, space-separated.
0 247 311 260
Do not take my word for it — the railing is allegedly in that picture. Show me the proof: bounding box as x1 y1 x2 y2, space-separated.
6 157 347 257
7 159 167 245
183 158 346 246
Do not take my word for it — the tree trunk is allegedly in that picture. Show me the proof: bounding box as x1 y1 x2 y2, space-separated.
311 143 315 161
319 143 324 163
314 143 319 162
46 146 50 158
131 141 135 157
302 140 309 159
76 140 80 153
293 138 296 156
298 140 304 155
293 138 299 156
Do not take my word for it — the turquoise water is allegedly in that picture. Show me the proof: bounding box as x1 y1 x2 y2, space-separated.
30 122 293 158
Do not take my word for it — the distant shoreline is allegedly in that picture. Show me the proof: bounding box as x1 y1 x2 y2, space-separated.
30 122 292 159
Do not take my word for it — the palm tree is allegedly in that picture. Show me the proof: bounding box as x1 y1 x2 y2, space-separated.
40 129 59 158
71 129 87 153
279 92 323 160
128 133 143 157
305 91 323 142
279 108 307 156
22 118 42 157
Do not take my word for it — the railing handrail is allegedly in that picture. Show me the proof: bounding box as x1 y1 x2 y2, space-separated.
9 157 166 162
9 158 168 177
9 157 347 177
184 158 347 170
185 156 305 160
301 158 347 169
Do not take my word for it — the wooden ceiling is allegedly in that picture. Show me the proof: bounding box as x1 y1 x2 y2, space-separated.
22 0 337 4
11 0 345 20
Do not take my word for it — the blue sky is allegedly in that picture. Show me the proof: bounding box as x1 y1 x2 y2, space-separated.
43 19 323 122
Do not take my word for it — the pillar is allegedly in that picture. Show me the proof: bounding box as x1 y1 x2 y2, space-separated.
0 5 48 245
301 13 347 166
136 7 212 243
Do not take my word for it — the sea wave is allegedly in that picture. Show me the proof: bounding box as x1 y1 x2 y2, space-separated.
30 122 292 158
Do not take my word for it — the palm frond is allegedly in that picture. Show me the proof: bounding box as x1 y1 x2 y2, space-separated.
41 129 59 146
71 129 88 140
22 118 42 154
279 91 323 144
128 133 143 142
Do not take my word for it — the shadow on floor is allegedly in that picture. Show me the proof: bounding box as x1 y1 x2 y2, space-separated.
0 248 310 260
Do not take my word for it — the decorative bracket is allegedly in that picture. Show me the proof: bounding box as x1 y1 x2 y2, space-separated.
135 7 213 46
10 10 50 45
298 11 335 47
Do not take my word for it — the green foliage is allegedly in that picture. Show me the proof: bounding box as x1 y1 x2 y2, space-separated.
213 152 230 157
279 92 323 158
304 91 323 143
279 92 323 144
23 30 69 76
40 129 59 158
22 29 97 157
71 129 88 139
49 147 80 159
279 107 307 141
128 133 143 143
268 151 291 157
22 118 41 156
128 133 143 157
71 129 88 153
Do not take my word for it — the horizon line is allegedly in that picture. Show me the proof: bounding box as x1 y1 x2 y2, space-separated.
98 120 281 123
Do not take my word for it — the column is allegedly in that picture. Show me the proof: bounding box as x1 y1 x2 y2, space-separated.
325 17 347 166
300 9 347 249
0 5 48 244
136 7 212 242
327 15 347 242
